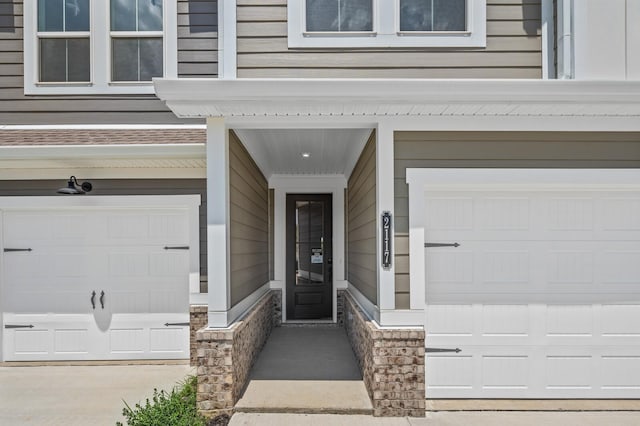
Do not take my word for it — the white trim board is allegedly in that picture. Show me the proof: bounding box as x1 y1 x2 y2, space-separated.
405 168 640 311
208 282 271 328
270 175 347 324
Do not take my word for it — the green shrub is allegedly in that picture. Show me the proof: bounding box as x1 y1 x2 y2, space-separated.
117 375 206 426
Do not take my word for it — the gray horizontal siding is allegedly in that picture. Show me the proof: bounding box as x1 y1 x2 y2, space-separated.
0 0 217 125
0 178 207 290
347 131 377 305
229 130 270 307
178 0 218 78
393 131 640 309
237 0 542 78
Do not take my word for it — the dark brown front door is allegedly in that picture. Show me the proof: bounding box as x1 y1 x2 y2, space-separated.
286 194 333 320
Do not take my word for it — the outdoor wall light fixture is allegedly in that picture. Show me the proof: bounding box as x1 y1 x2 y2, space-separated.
57 176 93 195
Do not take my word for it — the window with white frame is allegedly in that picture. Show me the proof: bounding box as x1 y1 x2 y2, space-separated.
289 0 486 48
24 0 176 95
305 0 373 32
37 0 91 83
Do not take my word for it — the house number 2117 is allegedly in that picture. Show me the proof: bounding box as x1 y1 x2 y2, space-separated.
382 212 392 269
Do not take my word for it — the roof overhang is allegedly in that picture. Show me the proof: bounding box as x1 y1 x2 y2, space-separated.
154 78 640 122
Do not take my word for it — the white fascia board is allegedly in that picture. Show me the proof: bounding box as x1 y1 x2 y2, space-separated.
0 144 205 160
154 79 640 109
406 168 640 189
0 194 201 209
0 125 206 130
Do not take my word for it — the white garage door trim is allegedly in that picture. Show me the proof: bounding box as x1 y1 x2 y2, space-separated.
0 195 200 362
407 169 640 398
407 169 640 311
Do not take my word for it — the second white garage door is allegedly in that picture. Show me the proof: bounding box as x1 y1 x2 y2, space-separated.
408 169 640 399
2 198 198 361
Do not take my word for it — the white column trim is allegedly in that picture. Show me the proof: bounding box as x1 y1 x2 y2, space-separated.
406 171 426 311
269 175 347 324
206 118 232 327
218 0 237 79
346 282 380 323
207 282 271 328
376 123 395 314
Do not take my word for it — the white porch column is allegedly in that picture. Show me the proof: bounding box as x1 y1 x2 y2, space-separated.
206 118 232 327
376 122 396 318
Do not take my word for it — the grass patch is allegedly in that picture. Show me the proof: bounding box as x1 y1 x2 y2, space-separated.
117 375 207 426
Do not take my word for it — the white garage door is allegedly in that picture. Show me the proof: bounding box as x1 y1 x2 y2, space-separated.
2 206 191 361
409 169 640 399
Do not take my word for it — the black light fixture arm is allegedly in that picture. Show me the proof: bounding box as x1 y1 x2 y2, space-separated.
58 175 93 195
69 176 93 193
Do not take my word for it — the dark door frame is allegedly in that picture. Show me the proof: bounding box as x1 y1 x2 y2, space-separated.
285 193 333 320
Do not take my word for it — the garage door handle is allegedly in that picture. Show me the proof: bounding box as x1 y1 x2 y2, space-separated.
5 324 34 329
91 291 96 310
424 242 460 248
165 322 190 327
164 246 189 250
426 347 462 353
100 291 105 309
4 248 32 252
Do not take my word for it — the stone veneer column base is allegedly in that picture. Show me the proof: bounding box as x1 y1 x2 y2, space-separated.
196 291 275 419
190 305 208 366
343 292 426 417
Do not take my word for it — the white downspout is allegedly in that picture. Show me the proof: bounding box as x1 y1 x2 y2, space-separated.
557 0 575 79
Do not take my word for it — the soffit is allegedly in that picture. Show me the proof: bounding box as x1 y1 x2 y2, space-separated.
234 128 372 178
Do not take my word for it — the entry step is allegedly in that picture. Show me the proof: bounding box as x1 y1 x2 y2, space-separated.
235 380 373 415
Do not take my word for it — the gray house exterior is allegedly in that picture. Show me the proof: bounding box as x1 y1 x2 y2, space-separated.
1 0 640 419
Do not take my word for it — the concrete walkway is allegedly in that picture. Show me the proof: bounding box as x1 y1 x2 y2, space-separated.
229 412 640 426
236 326 372 414
0 364 194 425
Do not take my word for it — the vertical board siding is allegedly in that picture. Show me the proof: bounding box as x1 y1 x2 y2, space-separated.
0 178 207 282
0 0 217 125
229 130 269 307
347 131 377 305
237 0 542 78
393 131 640 309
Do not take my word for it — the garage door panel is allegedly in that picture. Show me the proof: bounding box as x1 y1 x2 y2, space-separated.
423 181 640 398
2 206 192 361
482 355 531 390
601 304 640 337
601 356 640 390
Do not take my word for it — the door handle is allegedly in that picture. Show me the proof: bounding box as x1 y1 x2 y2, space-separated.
4 248 32 252
100 291 105 309
91 291 96 310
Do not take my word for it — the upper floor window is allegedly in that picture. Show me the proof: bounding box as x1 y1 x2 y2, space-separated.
306 0 373 32
399 0 466 32
37 0 91 83
289 0 486 48
24 0 177 95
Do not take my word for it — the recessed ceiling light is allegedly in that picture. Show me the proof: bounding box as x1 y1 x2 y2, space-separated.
301 152 311 158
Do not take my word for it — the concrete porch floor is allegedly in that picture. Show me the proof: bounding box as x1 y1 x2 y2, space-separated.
235 325 373 414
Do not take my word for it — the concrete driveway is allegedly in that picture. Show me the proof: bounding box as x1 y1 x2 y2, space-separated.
229 412 640 426
0 363 194 425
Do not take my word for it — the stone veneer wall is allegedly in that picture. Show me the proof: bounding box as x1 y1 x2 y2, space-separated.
190 305 208 366
337 289 345 327
195 291 275 419
344 292 426 417
272 289 282 327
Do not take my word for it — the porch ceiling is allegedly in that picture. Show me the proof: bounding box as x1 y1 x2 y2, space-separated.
234 128 371 178
153 79 640 120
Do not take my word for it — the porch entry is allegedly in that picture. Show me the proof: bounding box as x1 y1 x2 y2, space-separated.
286 194 332 320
